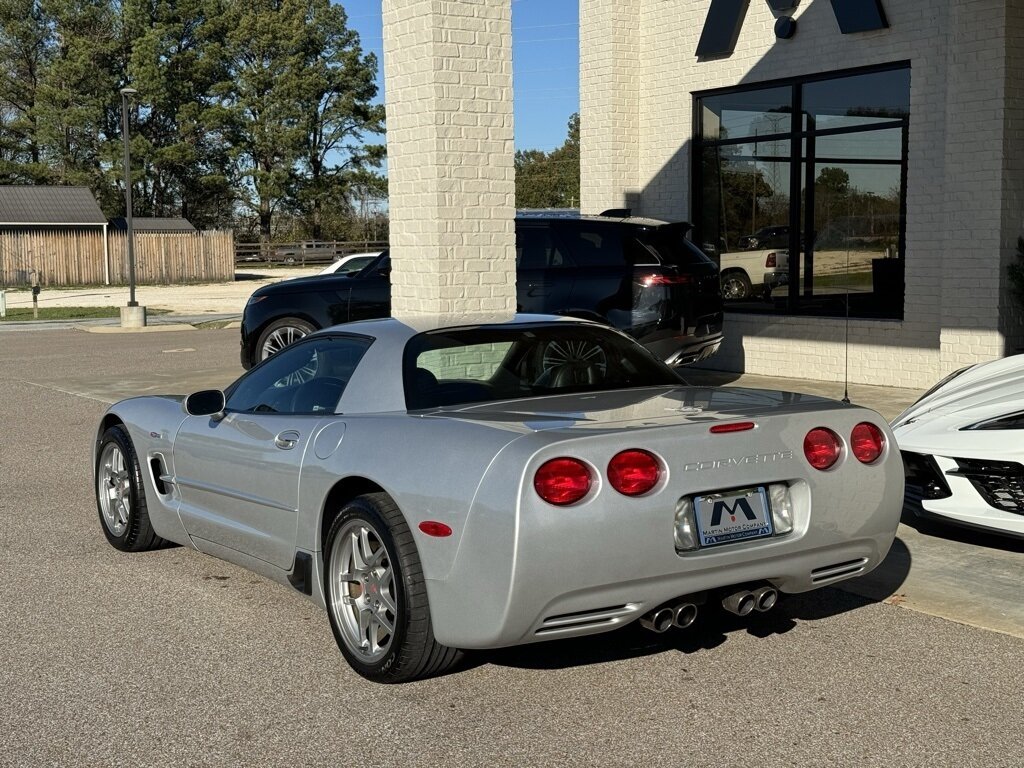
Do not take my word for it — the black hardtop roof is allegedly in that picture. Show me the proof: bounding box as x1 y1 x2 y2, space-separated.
515 209 691 231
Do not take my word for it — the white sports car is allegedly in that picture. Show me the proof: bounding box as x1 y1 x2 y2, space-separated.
94 314 903 683
892 354 1024 538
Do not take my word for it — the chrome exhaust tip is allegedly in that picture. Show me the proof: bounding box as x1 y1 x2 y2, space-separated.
640 607 675 633
672 602 699 629
752 585 779 612
721 590 756 617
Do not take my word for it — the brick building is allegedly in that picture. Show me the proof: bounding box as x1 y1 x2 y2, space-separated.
579 0 1024 388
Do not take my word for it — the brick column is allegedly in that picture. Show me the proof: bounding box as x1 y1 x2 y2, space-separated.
580 0 641 215
383 0 516 318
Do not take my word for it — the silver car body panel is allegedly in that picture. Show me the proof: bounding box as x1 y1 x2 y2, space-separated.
95 315 904 649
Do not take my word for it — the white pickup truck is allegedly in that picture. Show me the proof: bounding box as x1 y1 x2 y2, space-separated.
718 248 789 300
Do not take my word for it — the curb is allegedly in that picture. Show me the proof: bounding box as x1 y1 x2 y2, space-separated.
76 323 198 334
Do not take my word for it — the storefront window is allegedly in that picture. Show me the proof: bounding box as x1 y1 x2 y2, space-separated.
695 65 910 319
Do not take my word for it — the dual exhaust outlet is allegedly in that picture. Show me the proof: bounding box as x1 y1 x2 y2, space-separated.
721 584 779 616
639 601 699 633
639 585 779 633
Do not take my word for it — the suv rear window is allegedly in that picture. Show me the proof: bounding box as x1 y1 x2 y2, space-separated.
635 224 715 267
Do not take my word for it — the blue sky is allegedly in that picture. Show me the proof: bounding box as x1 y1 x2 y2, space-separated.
343 1 580 153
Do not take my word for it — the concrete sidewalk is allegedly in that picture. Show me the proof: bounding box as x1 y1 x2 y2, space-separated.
683 368 922 422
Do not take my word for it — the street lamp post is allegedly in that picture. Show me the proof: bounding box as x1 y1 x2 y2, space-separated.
119 87 146 327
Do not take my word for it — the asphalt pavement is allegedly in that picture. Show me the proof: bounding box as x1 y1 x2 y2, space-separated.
2 328 1023 766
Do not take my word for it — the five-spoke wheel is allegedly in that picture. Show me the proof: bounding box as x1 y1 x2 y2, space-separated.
94 425 164 552
324 493 462 683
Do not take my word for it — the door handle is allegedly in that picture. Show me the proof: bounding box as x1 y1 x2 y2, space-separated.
274 430 301 450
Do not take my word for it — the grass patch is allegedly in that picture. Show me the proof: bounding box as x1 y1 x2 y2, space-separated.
0 306 169 321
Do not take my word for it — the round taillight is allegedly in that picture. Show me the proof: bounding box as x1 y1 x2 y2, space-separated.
607 449 661 496
804 428 842 470
534 458 592 506
851 422 885 464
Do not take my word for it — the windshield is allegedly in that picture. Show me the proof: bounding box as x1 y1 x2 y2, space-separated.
404 323 684 410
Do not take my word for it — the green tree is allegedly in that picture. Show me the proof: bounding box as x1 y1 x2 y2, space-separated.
291 1 384 240
32 0 120 205
0 0 52 182
126 0 234 228
209 0 381 244
515 112 579 209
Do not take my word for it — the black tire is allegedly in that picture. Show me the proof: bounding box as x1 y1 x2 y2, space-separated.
324 492 462 683
721 270 752 300
95 425 164 552
255 317 316 362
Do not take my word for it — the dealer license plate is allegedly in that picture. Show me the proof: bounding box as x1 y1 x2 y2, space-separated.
694 486 773 547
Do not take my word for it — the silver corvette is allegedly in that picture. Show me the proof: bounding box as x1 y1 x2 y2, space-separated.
94 314 903 683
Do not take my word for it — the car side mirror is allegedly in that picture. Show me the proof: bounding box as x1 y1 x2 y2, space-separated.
184 389 226 420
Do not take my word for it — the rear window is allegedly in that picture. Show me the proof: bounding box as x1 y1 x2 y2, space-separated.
636 224 715 267
403 324 682 410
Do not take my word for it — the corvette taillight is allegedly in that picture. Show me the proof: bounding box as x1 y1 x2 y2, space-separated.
607 450 661 496
765 252 777 267
804 428 842 470
851 422 885 464
534 458 592 506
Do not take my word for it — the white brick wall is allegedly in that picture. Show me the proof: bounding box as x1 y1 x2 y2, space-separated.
580 0 1024 388
383 0 516 318
580 0 642 213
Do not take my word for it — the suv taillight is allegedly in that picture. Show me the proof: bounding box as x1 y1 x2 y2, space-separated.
641 274 693 286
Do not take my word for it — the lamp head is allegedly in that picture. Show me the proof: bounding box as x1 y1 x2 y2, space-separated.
120 87 138 97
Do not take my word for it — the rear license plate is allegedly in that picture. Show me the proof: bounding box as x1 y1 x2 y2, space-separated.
694 486 773 547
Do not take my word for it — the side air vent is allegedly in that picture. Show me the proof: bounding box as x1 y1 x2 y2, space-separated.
810 558 869 584
149 454 170 495
536 604 637 635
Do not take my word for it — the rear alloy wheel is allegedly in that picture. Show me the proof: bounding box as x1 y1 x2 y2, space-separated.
95 425 164 552
721 271 752 300
324 493 462 683
256 317 315 361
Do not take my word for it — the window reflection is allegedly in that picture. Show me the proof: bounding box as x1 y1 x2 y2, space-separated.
696 66 910 319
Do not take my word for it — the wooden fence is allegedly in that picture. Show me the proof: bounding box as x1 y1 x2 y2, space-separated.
0 228 235 287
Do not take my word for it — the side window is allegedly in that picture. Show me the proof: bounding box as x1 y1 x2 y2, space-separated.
557 225 626 267
516 227 572 269
226 336 371 415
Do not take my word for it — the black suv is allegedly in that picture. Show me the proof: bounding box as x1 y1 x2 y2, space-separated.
240 212 724 369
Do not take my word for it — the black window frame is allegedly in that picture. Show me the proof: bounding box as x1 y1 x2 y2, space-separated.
692 61 911 321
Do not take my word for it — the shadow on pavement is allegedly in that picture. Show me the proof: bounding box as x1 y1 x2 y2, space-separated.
900 496 1024 554
833 536 912 605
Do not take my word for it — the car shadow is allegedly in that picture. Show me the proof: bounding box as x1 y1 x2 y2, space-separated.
235 271 270 281
900 495 1024 553
465 586 880 675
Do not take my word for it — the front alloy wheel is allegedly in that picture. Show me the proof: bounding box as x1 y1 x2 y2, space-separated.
95 425 164 552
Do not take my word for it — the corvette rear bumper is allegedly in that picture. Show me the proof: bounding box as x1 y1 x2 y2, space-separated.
427 534 892 649
425 437 904 649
